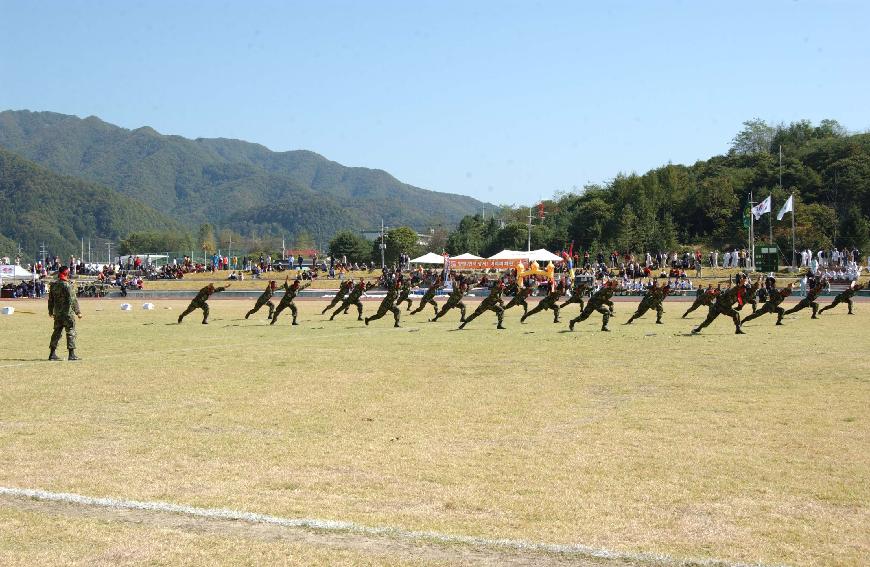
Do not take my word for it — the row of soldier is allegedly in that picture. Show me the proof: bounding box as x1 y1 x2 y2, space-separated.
46 265 865 360
179 271 864 334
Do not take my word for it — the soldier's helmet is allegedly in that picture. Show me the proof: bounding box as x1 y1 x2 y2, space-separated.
269 280 277 290
207 283 215 291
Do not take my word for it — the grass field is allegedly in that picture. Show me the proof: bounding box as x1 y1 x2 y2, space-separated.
1 297 868 565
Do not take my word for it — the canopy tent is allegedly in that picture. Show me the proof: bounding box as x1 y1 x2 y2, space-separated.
410 252 446 264
527 249 563 263
0 264 35 281
451 253 484 260
488 249 525 260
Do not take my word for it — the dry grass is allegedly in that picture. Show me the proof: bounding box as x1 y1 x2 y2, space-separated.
1 297 868 565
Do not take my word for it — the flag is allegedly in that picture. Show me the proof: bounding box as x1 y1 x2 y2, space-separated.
776 195 793 221
752 195 772 220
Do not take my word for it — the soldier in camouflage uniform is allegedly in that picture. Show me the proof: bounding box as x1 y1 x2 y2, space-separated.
395 278 414 311
431 278 470 322
626 281 670 325
178 282 231 324
503 279 535 315
459 279 506 330
782 277 825 319
245 280 277 319
520 281 564 323
741 280 795 325
330 279 376 321
691 274 749 335
365 280 402 327
559 281 588 311
740 277 761 313
410 276 443 317
48 266 82 361
568 280 616 332
819 281 865 315
321 279 354 314
682 284 719 318
271 277 311 325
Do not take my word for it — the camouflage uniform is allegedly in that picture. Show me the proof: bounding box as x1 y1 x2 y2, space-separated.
520 285 563 323
682 286 718 318
568 285 615 332
272 280 310 325
691 279 746 334
459 282 506 329
178 284 228 324
48 275 81 359
245 281 276 319
432 281 468 322
819 283 865 315
626 284 669 325
503 284 534 314
365 283 401 327
741 285 793 325
410 279 443 317
331 281 375 321
395 280 414 311
559 283 588 311
782 280 825 319
321 280 353 314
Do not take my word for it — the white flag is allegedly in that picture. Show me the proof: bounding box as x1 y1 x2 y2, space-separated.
776 195 793 221
752 195 772 220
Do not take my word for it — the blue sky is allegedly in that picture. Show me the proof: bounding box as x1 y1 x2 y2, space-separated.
1 1 867 205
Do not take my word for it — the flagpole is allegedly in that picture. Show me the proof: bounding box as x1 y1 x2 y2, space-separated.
750 191 755 271
791 193 796 269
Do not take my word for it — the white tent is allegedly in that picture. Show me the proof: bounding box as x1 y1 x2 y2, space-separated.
0 264 34 281
452 252 484 260
488 249 524 260
528 249 563 263
410 252 445 264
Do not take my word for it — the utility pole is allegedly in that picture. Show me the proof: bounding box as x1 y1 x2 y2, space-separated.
40 242 47 266
87 238 91 264
527 206 533 252
379 219 386 269
106 242 112 266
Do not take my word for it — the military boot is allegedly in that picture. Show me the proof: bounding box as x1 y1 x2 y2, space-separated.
68 349 80 361
48 349 60 361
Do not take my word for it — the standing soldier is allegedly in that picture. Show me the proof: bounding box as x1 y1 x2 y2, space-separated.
321 279 353 315
365 280 402 327
272 277 311 325
742 280 795 325
691 274 748 335
626 281 670 325
331 279 376 321
682 284 718 318
48 266 82 361
520 281 564 323
782 277 826 319
503 279 535 315
431 278 471 322
410 276 443 318
395 277 414 311
245 280 277 320
459 280 506 330
568 280 616 332
819 281 866 315
559 281 588 311
178 282 231 324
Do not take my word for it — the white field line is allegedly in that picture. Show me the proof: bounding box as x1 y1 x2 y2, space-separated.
0 486 781 567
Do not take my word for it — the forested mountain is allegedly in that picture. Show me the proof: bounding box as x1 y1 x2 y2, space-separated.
447 119 870 258
0 110 487 240
0 148 181 257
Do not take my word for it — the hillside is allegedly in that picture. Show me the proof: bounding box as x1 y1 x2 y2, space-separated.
0 110 488 239
0 148 181 258
447 119 870 257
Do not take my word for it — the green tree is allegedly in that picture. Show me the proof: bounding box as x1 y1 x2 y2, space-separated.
328 230 371 264
198 223 216 256
731 118 775 155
